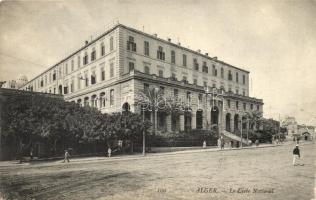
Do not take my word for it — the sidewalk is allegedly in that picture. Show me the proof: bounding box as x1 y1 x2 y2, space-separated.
0 140 313 168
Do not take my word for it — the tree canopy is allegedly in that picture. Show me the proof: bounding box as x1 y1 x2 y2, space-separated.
1 91 151 159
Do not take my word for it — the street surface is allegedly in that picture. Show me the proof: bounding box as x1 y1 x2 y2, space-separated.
0 143 315 200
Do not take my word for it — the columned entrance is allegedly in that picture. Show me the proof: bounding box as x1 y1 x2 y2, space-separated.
211 106 219 125
157 111 167 132
196 110 203 129
226 113 231 131
184 110 192 133
234 114 239 133
171 114 180 132
58 85 63 95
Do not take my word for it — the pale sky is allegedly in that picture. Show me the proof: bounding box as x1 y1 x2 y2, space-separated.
0 0 316 125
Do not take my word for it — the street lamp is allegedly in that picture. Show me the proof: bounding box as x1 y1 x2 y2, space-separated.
204 86 224 139
240 118 243 148
142 105 146 156
154 87 159 137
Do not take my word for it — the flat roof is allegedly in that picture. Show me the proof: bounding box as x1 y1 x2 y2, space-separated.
22 23 250 88
120 24 250 74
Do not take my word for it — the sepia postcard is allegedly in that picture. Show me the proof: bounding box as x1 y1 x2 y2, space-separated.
0 0 315 199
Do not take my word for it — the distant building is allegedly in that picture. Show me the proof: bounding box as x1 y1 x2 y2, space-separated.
19 23 263 144
282 116 315 140
1 75 28 89
297 125 315 140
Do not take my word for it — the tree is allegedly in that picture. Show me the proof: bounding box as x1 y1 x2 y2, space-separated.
135 87 166 136
243 110 263 142
1 90 152 160
108 112 151 153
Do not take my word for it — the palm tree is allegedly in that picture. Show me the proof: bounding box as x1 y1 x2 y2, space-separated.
135 87 166 136
135 87 166 153
243 110 263 142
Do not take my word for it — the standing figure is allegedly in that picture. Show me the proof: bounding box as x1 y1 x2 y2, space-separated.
292 144 300 166
203 140 206 149
108 147 112 157
220 136 224 150
217 138 221 149
30 148 33 160
255 139 259 147
64 150 70 163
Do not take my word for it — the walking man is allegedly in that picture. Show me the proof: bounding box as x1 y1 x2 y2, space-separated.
63 150 70 163
108 147 112 157
292 144 300 166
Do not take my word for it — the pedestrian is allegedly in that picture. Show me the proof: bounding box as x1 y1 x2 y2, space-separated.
292 144 300 166
217 138 221 149
108 147 112 157
255 139 259 147
220 137 224 150
230 141 233 148
202 140 206 149
30 148 33 160
63 150 70 163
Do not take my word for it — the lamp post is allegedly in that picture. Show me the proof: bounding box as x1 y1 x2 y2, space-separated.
154 87 159 137
142 106 146 156
246 118 249 144
204 87 224 139
240 117 243 148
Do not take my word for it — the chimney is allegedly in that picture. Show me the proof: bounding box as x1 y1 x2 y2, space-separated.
178 42 181 46
153 33 157 37
167 38 171 42
205 53 209 56
85 40 89 45
197 49 201 53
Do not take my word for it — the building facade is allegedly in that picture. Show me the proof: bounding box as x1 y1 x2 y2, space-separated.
1 75 28 89
282 117 315 141
20 23 263 142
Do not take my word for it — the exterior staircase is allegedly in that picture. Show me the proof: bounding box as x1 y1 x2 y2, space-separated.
221 130 251 145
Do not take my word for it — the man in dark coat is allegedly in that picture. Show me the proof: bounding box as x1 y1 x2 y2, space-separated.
292 144 300 166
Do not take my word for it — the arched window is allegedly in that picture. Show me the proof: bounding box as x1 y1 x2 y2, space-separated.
110 89 114 106
77 99 82 106
122 102 130 112
226 113 231 131
100 92 105 108
91 95 97 107
196 110 203 129
84 97 89 106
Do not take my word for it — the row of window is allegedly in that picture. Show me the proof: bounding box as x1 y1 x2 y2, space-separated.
79 89 115 107
32 37 115 90
136 62 247 96
29 62 115 92
227 99 260 111
127 36 246 84
143 83 257 110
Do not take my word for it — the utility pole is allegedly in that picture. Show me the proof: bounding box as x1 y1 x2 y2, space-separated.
142 107 146 156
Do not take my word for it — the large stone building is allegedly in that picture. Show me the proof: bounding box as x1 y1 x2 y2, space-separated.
20 23 263 143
